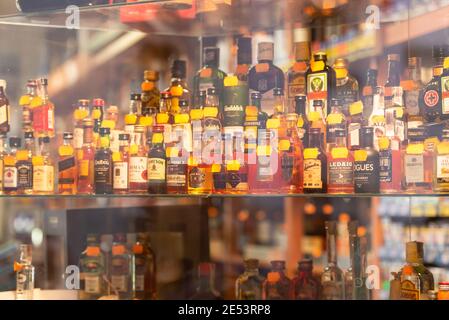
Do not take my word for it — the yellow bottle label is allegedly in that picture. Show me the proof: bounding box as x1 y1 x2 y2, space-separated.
203 107 218 118
310 60 325 72
304 148 319 159
190 109 204 120
157 113 169 124
327 113 343 125
438 141 449 154
124 113 137 125
335 68 348 79
331 147 349 159
32 156 44 166
297 116 304 128
406 143 424 155
279 139 291 151
74 109 89 121
378 137 390 150
79 160 89 176
33 165 54 192
266 118 280 129
349 101 363 115
354 149 368 162
59 145 74 157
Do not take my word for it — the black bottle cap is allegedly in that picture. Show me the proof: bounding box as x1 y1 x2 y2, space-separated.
119 133 130 141
433 45 449 58
99 127 110 136
298 258 313 270
9 137 21 148
24 131 34 139
171 59 187 79
203 47 219 67
179 100 188 108
408 127 426 141
40 78 48 86
309 127 321 134
250 92 261 100
207 87 217 96
237 37 252 65
295 94 307 114
313 52 327 62
273 88 283 96
199 90 207 98
63 132 73 140
131 93 141 101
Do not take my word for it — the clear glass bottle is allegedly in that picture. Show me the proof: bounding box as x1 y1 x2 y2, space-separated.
124 93 142 134
347 101 364 151
133 232 157 300
434 129 449 192
166 61 191 114
157 91 173 146
16 131 34 195
333 58 359 117
19 80 37 134
403 57 424 128
291 259 320 300
235 259 264 300
15 244 34 300
321 221 345 300
32 136 54 195
326 98 346 153
166 140 188 195
3 137 20 195
94 127 113 195
77 118 95 194
327 129 354 194
31 78 55 138
112 133 130 194
248 42 285 112
379 136 402 193
295 94 310 148
344 221 357 300
0 79 10 135
79 234 106 300
129 125 148 194
287 34 310 110
191 262 222 300
263 261 292 300
58 132 77 194
111 233 134 300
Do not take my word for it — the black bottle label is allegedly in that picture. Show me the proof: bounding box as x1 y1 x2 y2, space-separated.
189 167 205 188
213 172 226 190
226 171 248 189
94 156 112 192
58 156 75 172
166 161 187 187
379 150 392 182
17 162 32 188
354 153 380 193
223 84 248 127
281 153 294 182
328 161 353 185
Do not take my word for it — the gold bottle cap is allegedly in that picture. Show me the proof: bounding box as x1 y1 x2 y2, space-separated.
406 241 424 263
82 118 94 126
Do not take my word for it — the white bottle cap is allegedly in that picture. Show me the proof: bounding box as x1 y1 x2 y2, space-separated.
258 42 274 61
293 27 310 43
0 80 6 89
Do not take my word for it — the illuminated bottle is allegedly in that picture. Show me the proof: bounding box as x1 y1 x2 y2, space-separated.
327 128 354 194
235 259 264 300
0 80 10 135
378 136 402 193
434 129 449 192
326 98 346 153
165 61 190 114
58 132 77 195
308 99 326 147
77 118 95 194
263 261 292 300
129 125 148 194
16 132 34 195
303 128 327 193
362 69 377 120
94 127 113 195
3 137 20 195
166 142 188 195
112 133 130 194
226 132 248 194
141 70 160 117
291 258 320 300
0 133 7 194
92 98 105 146
79 234 105 300
147 125 167 194
32 136 54 195
124 93 141 135
354 127 380 193
295 94 310 148
347 101 364 151
333 58 359 116
31 78 55 138
19 80 37 134
156 92 173 146
73 99 90 150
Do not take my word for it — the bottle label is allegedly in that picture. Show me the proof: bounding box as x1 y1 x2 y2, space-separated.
348 123 361 148
58 156 75 173
17 162 33 189
79 160 90 177
167 162 187 187
84 275 100 294
379 150 392 182
113 162 128 189
257 155 274 181
303 159 322 189
189 167 206 189
336 78 358 115
321 281 344 300
148 158 166 181
281 153 294 182
423 89 439 108
328 161 353 185
404 154 424 183
436 154 449 183
129 157 147 183
33 104 54 134
74 127 84 149
94 157 112 184
354 159 379 192
401 280 420 300
135 274 145 292
441 76 449 114
33 165 54 192
223 104 245 127
405 90 420 116
111 275 127 292
307 72 328 114
4 166 17 188
0 103 9 128
288 74 306 100
226 172 248 190
223 84 248 127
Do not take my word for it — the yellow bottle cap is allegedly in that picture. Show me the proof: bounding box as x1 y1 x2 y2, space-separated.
152 133 164 144
166 147 180 158
16 150 29 161
266 118 280 129
3 155 15 166
30 96 43 108
327 113 343 125
125 113 137 125
349 101 363 116
129 144 139 155
354 149 368 162
19 95 31 107
74 109 89 121
245 106 258 118
112 151 122 162
157 113 169 124
308 111 321 122
304 148 319 159
378 137 390 150
444 57 449 69
139 116 153 127
279 139 291 151
331 147 349 159
437 141 449 154
224 75 239 87
174 113 190 124
211 163 222 173
310 60 325 72
91 109 102 120
58 145 74 157
170 85 183 97
101 119 115 129
203 107 218 118
406 143 424 154
371 115 385 123
226 160 241 171
32 155 44 166
190 109 204 120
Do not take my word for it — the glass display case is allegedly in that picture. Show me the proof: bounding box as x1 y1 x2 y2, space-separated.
0 0 448 302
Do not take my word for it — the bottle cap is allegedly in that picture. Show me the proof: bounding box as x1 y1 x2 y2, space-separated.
333 58 348 69
144 70 159 81
406 241 424 263
40 78 48 86
130 93 141 101
433 45 449 58
207 87 217 96
273 88 283 96
203 47 219 67
257 42 274 61
24 131 34 139
9 137 21 148
82 118 94 126
171 60 186 79
297 258 313 270
313 52 327 62
93 98 105 107
63 132 73 140
237 37 252 65
99 127 110 136
119 133 130 141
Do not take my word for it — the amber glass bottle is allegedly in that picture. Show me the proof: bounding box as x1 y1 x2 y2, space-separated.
327 128 354 194
58 132 77 194
77 118 95 194
303 128 327 193
148 125 167 194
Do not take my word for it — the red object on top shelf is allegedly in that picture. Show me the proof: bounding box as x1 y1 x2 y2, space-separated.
118 0 196 23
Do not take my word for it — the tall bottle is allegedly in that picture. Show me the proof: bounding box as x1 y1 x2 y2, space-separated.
344 221 357 300
111 233 134 300
172 100 192 154
235 37 252 83
362 69 378 120
0 80 10 134
157 91 173 146
148 125 167 194
295 94 310 148
333 58 359 116
112 133 130 194
327 128 354 194
321 221 345 300
0 133 7 194
421 45 448 122
306 52 336 116
94 127 113 194
402 57 423 128
16 132 34 195
32 136 54 194
248 42 285 112
191 262 222 300
129 125 148 194
166 61 190 114
347 101 364 150
434 129 449 192
354 127 380 193
15 244 34 300
379 136 402 193
79 234 106 300
303 128 327 193
369 86 386 151
263 261 292 300
287 32 310 111
223 75 248 137
193 47 226 108
19 80 37 134
4 137 20 195
31 78 55 138
403 127 433 193
326 98 346 152
291 258 320 300
141 70 160 117
77 118 95 194
58 132 77 194
235 259 264 300
133 233 157 300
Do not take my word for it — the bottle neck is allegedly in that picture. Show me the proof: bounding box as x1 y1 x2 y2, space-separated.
386 61 400 86
206 96 219 108
326 231 337 265
335 136 347 147
130 100 141 115
295 101 306 115
198 274 215 292
251 99 262 111
83 127 93 145
309 133 321 148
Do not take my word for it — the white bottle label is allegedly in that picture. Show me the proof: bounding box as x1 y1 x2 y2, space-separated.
74 128 84 149
33 165 54 192
135 274 145 292
437 155 449 179
0 103 8 127
111 275 127 292
148 158 166 181
113 162 128 189
405 155 424 183
84 275 100 294
129 157 147 183
4 166 17 188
